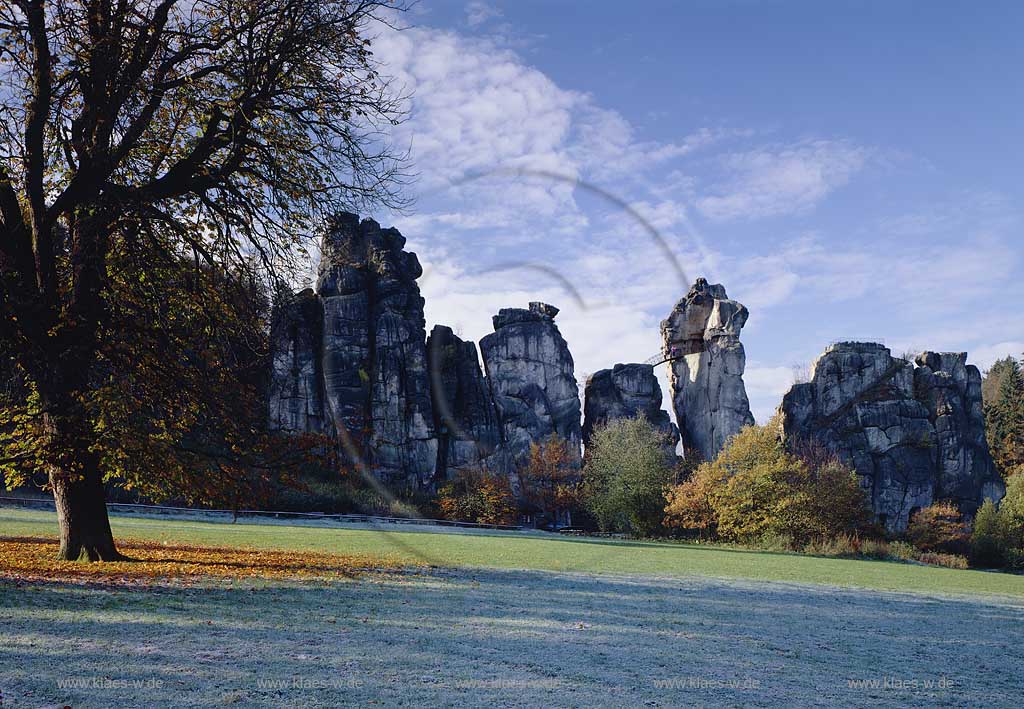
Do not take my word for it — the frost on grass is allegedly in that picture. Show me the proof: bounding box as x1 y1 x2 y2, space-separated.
1 566 1023 708
0 536 409 587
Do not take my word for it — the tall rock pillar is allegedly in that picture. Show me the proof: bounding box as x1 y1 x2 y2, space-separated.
479 302 582 473
427 324 505 478
660 278 754 461
316 213 437 487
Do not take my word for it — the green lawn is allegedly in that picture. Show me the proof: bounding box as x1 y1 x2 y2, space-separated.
3 506 1023 597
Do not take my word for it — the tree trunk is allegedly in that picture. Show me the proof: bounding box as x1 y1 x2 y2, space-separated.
51 465 125 561
44 406 126 562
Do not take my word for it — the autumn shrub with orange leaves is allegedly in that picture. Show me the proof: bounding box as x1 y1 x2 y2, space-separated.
520 434 581 527
906 502 970 555
437 467 517 526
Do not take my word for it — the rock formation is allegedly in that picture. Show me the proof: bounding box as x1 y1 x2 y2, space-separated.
426 324 505 478
913 351 1005 509
268 213 438 487
582 363 679 456
480 302 582 472
779 342 1005 530
268 217 585 490
660 278 754 461
269 219 1006 525
268 288 325 434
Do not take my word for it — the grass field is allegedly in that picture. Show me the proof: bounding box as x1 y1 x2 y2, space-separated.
2 506 1023 597
3 506 1024 707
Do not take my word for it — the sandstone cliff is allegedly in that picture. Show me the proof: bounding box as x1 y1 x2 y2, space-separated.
479 302 582 473
660 278 754 461
269 218 1005 527
779 342 1005 530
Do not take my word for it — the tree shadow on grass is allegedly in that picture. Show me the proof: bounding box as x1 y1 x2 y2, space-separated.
2 566 1023 708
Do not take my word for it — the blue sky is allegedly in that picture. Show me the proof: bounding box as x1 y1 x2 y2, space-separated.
357 1 1024 421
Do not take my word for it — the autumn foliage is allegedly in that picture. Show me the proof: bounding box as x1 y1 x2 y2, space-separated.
437 468 517 526
520 435 581 527
906 502 970 555
664 422 872 546
583 417 676 536
0 536 405 587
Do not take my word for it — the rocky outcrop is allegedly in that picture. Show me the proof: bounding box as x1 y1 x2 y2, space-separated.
582 363 679 456
269 220 1009 525
480 302 582 472
427 324 505 478
661 278 754 461
270 213 437 488
322 214 436 487
268 288 325 434
268 219 592 490
779 342 1005 530
268 217 588 491
913 351 1005 509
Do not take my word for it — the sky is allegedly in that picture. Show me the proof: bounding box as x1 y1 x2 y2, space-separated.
354 0 1024 422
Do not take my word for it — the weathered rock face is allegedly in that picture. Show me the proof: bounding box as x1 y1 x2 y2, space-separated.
779 342 1005 530
426 325 505 478
913 351 1005 509
268 218 594 491
318 213 437 487
268 214 439 487
582 363 679 456
480 302 582 472
268 288 325 434
661 278 754 461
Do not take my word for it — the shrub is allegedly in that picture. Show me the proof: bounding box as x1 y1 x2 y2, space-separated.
916 552 969 570
663 463 720 538
886 541 919 562
583 417 675 536
968 474 1024 568
437 468 517 526
859 538 892 560
970 499 1007 567
803 534 860 557
1000 472 1024 547
906 502 969 554
520 435 581 528
663 422 872 546
756 532 796 552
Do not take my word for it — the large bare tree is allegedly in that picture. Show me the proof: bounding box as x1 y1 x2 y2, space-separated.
0 0 404 560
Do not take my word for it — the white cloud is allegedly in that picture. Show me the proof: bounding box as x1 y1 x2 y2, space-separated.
373 20 732 236
696 140 868 221
374 25 581 215
744 365 796 423
971 341 1024 371
465 1 502 27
